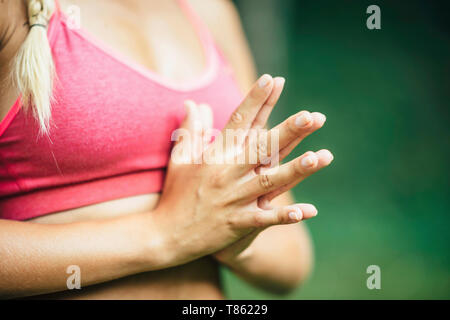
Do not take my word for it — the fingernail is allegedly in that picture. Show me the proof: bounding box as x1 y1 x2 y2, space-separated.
313 112 326 124
289 211 300 221
274 77 285 87
301 155 316 167
288 207 303 221
316 149 334 165
258 74 272 88
295 112 312 127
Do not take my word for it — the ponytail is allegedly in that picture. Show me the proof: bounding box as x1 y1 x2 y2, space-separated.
13 0 55 134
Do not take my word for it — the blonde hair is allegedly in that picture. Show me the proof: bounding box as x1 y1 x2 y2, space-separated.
13 0 55 134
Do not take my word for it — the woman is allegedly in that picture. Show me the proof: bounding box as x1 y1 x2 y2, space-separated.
0 0 333 299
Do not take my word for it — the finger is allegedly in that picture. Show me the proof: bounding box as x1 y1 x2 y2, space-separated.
272 110 326 153
198 103 213 130
223 74 274 131
172 100 199 148
277 112 327 161
231 205 310 229
170 100 203 163
235 111 326 175
251 76 285 129
187 101 205 161
198 103 213 146
256 199 318 220
260 149 334 203
294 203 318 220
183 100 201 132
234 150 334 202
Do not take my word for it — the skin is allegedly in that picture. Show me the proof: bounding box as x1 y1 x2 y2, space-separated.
0 0 333 299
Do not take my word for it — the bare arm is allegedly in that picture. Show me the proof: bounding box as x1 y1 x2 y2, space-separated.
0 0 329 299
190 0 316 293
0 214 167 299
0 85 329 299
0 2 166 299
1 71 324 301
0 83 325 299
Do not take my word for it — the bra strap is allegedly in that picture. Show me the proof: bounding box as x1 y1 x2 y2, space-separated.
54 0 61 13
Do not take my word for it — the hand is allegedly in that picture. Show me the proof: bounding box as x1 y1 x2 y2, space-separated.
153 74 333 268
208 76 331 266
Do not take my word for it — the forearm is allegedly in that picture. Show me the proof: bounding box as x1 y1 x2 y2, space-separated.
0 213 168 299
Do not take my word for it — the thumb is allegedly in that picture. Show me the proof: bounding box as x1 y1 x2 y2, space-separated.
170 100 203 164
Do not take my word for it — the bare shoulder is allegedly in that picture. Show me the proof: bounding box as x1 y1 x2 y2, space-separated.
187 0 257 92
187 0 240 31
0 0 29 121
0 0 28 65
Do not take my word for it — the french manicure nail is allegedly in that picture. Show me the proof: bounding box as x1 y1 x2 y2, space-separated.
275 77 285 86
295 112 312 127
289 211 300 221
258 74 272 88
301 155 315 167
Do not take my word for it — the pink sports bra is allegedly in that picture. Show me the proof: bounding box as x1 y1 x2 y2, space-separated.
0 0 243 220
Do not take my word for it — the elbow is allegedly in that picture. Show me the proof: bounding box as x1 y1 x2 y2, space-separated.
286 258 314 293
258 247 314 295
277 234 315 294
271 258 313 295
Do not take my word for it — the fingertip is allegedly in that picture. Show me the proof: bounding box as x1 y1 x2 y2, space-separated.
300 151 319 168
311 112 326 127
295 110 313 128
274 76 286 88
316 149 334 166
258 74 273 88
265 77 285 107
184 99 196 108
297 203 318 219
184 100 197 117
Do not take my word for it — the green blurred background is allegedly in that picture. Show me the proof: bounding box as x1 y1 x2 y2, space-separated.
221 0 450 299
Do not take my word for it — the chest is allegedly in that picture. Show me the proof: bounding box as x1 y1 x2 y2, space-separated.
11 47 240 180
0 0 243 194
58 0 206 84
